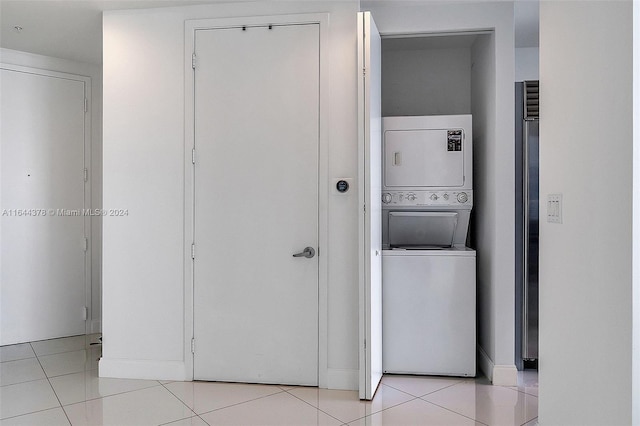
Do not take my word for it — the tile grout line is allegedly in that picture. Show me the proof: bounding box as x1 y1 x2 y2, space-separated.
30 342 73 426
520 415 539 426
45 367 99 381
0 354 44 385
36 346 102 366
0 350 36 364
380 378 466 399
0 406 67 422
282 383 450 425
383 378 525 425
282 389 347 424
0 376 51 388
58 382 165 407
419 397 490 425
341 395 424 425
338 383 441 426
157 412 211 426
59 381 199 423
509 387 539 398
191 386 291 418
29 334 96 358
363 383 464 418
158 380 201 424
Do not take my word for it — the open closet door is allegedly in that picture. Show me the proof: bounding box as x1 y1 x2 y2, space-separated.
357 11 382 401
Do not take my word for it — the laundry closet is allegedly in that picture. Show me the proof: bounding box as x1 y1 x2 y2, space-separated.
359 12 498 397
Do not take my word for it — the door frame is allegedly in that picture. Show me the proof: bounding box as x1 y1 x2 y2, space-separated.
183 13 330 385
0 63 92 339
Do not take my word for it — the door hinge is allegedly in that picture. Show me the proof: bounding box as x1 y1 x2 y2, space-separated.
191 243 196 259
83 168 89 183
192 148 196 164
83 237 88 252
191 338 195 353
363 204 366 213
363 67 366 76
192 53 197 69
364 339 367 349
84 98 88 113
82 306 88 321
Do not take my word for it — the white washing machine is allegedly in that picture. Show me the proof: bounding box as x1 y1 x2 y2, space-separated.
382 248 476 376
381 115 476 377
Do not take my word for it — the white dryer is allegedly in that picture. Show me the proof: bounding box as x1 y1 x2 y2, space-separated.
382 248 476 376
381 115 476 377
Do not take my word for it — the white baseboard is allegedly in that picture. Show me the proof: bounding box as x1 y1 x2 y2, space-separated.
326 368 358 390
477 345 518 386
492 364 518 386
99 358 186 381
99 359 355 388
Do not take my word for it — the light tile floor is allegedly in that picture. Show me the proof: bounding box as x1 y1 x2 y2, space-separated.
0 335 538 425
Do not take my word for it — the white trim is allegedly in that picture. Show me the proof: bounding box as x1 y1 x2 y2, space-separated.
183 23 195 381
0 62 93 337
492 364 518 386
477 345 518 386
0 48 99 75
632 1 640 424
327 368 358 391
99 358 185 381
83 76 93 337
183 13 330 386
477 344 493 381
357 11 366 400
90 320 102 334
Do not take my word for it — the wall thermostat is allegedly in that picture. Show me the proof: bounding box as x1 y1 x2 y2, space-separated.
336 180 350 193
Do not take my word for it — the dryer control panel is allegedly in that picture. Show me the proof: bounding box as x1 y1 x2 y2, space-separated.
381 190 473 207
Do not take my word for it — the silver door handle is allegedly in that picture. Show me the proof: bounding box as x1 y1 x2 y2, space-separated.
293 247 315 258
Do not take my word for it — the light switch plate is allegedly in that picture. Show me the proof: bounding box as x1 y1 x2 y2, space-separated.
547 193 563 223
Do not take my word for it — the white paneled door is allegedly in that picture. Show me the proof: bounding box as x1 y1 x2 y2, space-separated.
358 11 383 400
192 24 319 385
1 67 88 345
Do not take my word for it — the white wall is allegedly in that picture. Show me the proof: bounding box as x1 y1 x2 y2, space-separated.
468 30 497 377
539 2 634 424
382 46 471 116
101 1 360 386
363 0 516 385
0 48 103 335
102 0 516 387
515 47 539 82
634 3 640 424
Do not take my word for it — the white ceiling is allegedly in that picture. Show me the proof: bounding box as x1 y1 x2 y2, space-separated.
0 0 222 64
0 0 539 65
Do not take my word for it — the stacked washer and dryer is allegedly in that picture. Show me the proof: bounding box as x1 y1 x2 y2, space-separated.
381 115 476 377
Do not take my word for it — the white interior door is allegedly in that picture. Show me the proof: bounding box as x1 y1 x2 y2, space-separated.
1 67 87 345
193 23 319 385
358 11 383 400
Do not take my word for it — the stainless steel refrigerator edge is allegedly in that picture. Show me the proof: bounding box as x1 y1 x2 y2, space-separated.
515 81 539 369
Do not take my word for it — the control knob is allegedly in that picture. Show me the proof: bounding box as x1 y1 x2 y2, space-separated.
430 194 439 201
407 193 416 201
457 192 468 203
382 193 392 204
